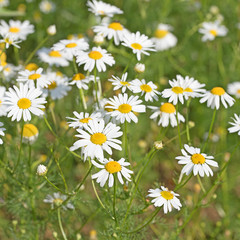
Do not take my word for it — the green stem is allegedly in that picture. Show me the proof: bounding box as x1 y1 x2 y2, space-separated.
113 174 118 226
197 175 206 193
176 104 182 149
174 173 193 191
44 176 67 195
94 67 99 108
14 46 19 65
79 88 87 110
124 121 128 160
57 208 68 240
123 56 134 74
55 157 68 193
14 122 24 173
186 98 191 145
202 109 217 152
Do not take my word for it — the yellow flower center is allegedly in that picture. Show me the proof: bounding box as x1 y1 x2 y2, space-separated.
131 43 142 50
72 73 85 81
0 100 2 106
97 10 105 15
90 133 107 145
66 43 77 48
210 87 225 96
48 81 57 90
209 29 217 36
191 153 206 164
88 51 103 60
184 87 193 92
140 84 152 92
17 98 31 109
120 81 130 86
118 103 132 113
9 27 20 33
172 86 184 94
23 124 38 138
80 117 92 123
53 198 63 206
160 103 175 113
29 73 41 80
104 103 114 112
105 161 122 174
108 22 123 31
25 63 38 71
237 89 240 94
161 190 174 200
155 29 168 38
49 50 62 57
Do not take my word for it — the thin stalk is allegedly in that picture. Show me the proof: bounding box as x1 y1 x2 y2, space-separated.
197 175 206 193
55 157 68 193
44 176 67 195
113 174 118 226
186 98 191 145
176 104 182 148
174 173 193 191
14 122 24 173
57 208 68 240
123 56 134 74
94 67 99 108
14 46 19 65
91 179 106 210
79 88 87 110
124 121 128 160
202 109 217 152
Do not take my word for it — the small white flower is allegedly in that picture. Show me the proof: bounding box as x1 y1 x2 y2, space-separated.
69 72 91 90
228 114 240 135
37 164 47 176
200 87 235 109
0 33 22 49
134 63 145 73
44 193 74 210
0 122 6 145
148 186 182 214
75 46 115 72
227 82 240 98
176 144 218 177
199 21 228 42
0 0 9 8
92 158 133 187
106 93 146 123
93 33 105 44
39 0 56 14
108 72 132 93
0 86 7 116
149 102 185 127
151 23 177 51
23 123 39 143
122 31 155 61
130 79 160 102
47 24 56 35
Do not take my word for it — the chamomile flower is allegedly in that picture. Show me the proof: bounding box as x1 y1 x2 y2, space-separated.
87 0 123 18
75 46 115 72
67 111 101 129
0 63 20 81
0 0 9 8
200 87 235 109
199 21 228 42
91 158 133 187
52 39 89 59
70 119 123 161
227 82 240 98
93 21 129 45
148 187 182 214
176 144 218 177
228 114 240 135
25 63 39 71
151 23 177 51
42 71 71 100
130 79 160 102
106 93 146 123
0 122 5 144
149 103 185 127
22 123 39 143
122 31 155 61
0 86 7 116
0 20 34 40
69 73 91 90
108 72 132 93
0 33 22 49
39 0 56 14
37 47 69 67
17 68 51 89
43 192 74 210
4 83 46 122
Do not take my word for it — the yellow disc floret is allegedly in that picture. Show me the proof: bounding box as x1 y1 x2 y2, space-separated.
29 73 41 80
23 124 39 138
161 190 174 200
105 161 122 174
140 84 152 93
25 63 38 71
17 98 31 109
90 133 107 145
160 103 175 113
80 117 92 123
108 22 123 31
209 29 217 36
184 87 193 92
210 87 225 96
66 43 77 48
88 51 103 60
118 104 132 113
48 81 57 90
155 29 168 38
49 50 62 57
172 86 184 94
191 153 206 164
131 43 142 50
9 27 20 33
72 73 85 81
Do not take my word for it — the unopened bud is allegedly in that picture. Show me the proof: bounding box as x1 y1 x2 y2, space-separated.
37 164 47 176
134 63 145 73
188 121 195 128
93 34 104 45
47 25 56 36
154 141 163 150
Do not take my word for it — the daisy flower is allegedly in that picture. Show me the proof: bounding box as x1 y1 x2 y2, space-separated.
227 82 240 98
91 158 133 187
43 192 74 210
0 122 5 144
0 63 20 81
17 68 51 89
67 111 101 129
200 87 235 109
93 21 129 45
176 144 218 177
148 186 182 214
151 23 177 51
22 123 39 143
52 38 89 59
0 20 34 40
69 73 91 90
42 71 71 100
0 33 22 49
75 46 115 72
0 0 9 8
149 103 185 127
37 47 69 67
106 93 146 123
122 31 155 61
0 86 7 116
39 0 56 14
108 72 132 93
198 21 228 42
25 63 39 71
87 0 123 18
70 119 123 160
228 114 240 135
130 78 160 102
4 83 46 122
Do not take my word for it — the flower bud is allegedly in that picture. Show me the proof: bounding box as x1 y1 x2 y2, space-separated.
154 141 163 150
93 34 104 45
134 63 145 73
37 164 47 176
47 25 56 36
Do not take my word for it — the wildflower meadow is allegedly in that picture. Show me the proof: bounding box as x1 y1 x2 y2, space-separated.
0 0 240 239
